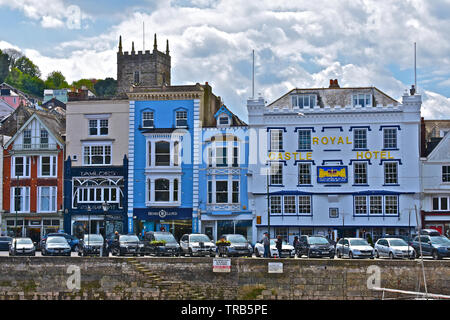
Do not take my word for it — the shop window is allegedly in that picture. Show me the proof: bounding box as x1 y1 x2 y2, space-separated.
83 144 111 165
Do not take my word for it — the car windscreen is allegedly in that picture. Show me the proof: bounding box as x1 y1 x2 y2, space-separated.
154 233 177 243
16 238 33 245
430 236 450 245
190 235 211 242
120 235 139 242
226 235 247 243
46 237 67 244
349 239 369 246
388 239 407 246
309 237 330 245
84 235 103 242
0 237 11 241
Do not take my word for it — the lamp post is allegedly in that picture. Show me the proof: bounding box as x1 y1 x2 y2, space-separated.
87 206 91 237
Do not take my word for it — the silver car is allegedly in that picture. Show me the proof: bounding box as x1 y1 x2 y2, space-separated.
42 236 71 256
180 234 216 257
78 234 105 256
375 238 415 259
9 238 36 256
336 238 374 259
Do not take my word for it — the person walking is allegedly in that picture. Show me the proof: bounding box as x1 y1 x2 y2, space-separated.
275 235 283 258
262 232 270 258
293 236 300 256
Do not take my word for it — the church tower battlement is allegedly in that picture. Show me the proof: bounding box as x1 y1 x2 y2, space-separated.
117 34 171 93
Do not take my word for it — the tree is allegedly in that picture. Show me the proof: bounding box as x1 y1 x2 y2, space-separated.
3 48 23 69
14 56 41 78
0 49 10 83
4 67 45 97
94 77 117 97
72 78 96 93
45 71 69 89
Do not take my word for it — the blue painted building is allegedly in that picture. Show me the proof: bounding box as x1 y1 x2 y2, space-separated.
198 105 252 242
127 84 223 240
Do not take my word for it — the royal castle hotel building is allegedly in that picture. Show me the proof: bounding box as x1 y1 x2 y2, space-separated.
247 80 422 243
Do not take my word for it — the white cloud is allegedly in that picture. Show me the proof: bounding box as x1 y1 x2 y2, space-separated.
421 91 450 120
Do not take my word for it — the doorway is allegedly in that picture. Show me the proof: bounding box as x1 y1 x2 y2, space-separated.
28 228 41 243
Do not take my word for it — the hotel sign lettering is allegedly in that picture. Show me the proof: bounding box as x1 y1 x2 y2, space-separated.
317 166 348 183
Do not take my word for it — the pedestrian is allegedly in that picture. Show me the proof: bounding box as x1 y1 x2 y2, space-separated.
261 232 270 258
275 235 283 258
293 236 300 256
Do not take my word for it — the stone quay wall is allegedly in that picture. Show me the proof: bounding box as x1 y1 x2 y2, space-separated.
0 257 448 300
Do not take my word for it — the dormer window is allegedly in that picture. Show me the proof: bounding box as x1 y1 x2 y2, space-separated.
219 116 229 125
292 95 316 108
352 94 372 107
176 111 188 127
142 111 154 128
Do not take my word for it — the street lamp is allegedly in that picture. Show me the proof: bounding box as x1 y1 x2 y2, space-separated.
87 206 91 236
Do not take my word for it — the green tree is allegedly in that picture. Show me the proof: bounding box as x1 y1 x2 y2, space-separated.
72 78 96 93
94 77 117 97
5 67 24 88
0 49 10 83
45 71 69 89
14 56 41 78
4 67 45 97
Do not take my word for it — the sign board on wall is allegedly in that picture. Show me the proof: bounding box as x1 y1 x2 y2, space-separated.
268 262 283 273
213 258 231 273
317 166 348 183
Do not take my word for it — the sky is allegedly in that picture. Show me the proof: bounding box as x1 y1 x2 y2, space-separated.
1 0 450 121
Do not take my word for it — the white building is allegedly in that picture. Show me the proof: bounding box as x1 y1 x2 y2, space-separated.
247 80 422 244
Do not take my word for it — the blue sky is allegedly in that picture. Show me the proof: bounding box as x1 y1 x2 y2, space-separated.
1 0 450 121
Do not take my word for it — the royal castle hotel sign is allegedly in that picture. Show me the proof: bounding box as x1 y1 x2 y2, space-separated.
247 80 422 244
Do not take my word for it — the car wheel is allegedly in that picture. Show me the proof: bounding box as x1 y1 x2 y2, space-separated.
349 251 353 259
329 254 335 259
432 250 441 260
389 252 394 259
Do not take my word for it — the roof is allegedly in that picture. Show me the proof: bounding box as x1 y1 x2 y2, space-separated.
42 97 66 109
212 104 247 127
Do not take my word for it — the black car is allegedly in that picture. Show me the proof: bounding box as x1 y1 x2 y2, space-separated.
0 237 12 251
411 234 450 260
78 234 106 256
297 235 335 259
142 232 181 256
217 234 253 257
110 234 142 256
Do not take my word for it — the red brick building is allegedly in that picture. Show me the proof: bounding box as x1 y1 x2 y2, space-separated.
2 111 65 242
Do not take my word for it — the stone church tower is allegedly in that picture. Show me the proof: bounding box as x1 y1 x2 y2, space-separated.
117 34 171 93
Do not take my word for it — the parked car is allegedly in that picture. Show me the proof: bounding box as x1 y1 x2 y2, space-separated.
179 233 216 257
336 238 374 259
0 236 13 251
297 235 335 259
110 234 143 256
419 229 442 236
254 239 295 258
382 234 414 245
78 234 105 256
217 234 253 257
40 233 79 251
42 236 71 256
9 238 36 256
374 238 415 259
411 234 450 260
142 231 181 256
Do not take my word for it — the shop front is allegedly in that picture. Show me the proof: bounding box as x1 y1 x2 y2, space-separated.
200 213 253 242
133 208 192 241
5 216 62 242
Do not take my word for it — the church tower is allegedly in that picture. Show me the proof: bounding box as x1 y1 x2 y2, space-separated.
117 34 171 93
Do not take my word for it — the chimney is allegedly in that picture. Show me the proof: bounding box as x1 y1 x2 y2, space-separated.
329 79 340 88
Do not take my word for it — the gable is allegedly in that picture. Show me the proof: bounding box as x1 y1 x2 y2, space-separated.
427 132 450 162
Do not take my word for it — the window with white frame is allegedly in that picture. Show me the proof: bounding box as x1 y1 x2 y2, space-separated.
142 112 154 128
352 94 372 107
216 181 228 203
12 156 30 177
219 116 229 125
83 144 111 165
298 163 311 185
207 181 212 203
176 111 188 127
298 196 312 215
432 197 449 211
38 186 57 212
284 196 296 214
384 162 398 184
155 179 170 202
216 146 227 167
354 196 367 215
173 141 180 166
385 195 398 215
298 129 311 150
155 141 170 166
383 128 397 149
11 187 30 213
77 187 119 204
270 196 282 215
270 162 283 185
443 166 450 183
292 95 317 108
353 129 367 149
40 156 57 177
353 162 367 185
269 129 283 151
232 181 239 203
173 179 179 202
369 196 383 215
23 130 31 149
89 119 108 136
40 129 49 148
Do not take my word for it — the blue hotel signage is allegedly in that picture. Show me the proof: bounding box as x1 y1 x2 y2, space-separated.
317 166 348 183
133 208 193 221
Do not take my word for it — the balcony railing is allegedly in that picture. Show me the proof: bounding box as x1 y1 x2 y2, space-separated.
13 143 58 151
